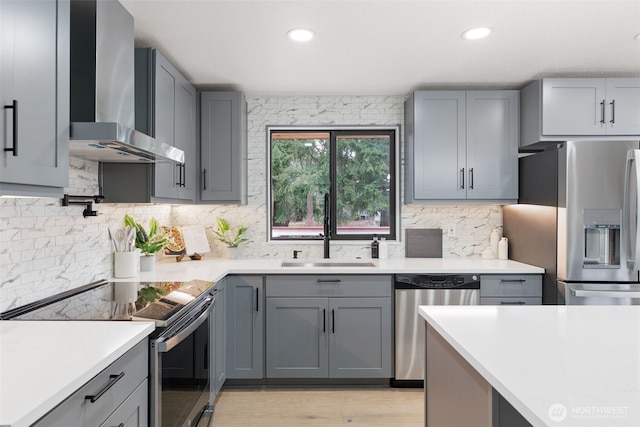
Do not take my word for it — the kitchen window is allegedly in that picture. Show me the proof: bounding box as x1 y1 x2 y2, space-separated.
268 127 398 241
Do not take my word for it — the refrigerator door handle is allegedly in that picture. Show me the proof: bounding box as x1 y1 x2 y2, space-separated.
571 288 640 299
623 150 640 270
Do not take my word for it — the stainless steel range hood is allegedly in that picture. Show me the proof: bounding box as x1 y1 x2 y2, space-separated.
69 0 184 164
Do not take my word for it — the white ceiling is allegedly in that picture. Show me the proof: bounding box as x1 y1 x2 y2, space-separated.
120 0 640 95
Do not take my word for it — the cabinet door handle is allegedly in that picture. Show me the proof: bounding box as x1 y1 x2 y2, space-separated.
256 287 259 312
176 163 182 186
317 279 341 283
610 99 616 124
180 164 186 187
469 168 474 190
202 169 207 190
322 309 326 333
85 372 125 403
500 301 526 305
500 279 526 283
331 309 335 333
3 100 17 157
460 168 465 189
600 100 606 125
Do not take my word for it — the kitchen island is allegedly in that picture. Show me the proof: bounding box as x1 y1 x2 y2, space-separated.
419 305 640 426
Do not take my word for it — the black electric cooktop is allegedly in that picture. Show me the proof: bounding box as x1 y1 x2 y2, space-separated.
0 279 215 326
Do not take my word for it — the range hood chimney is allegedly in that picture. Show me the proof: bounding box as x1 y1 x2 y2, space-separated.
69 0 184 164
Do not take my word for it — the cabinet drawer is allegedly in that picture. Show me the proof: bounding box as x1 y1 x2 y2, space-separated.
99 379 148 427
480 275 542 297
266 275 392 298
480 297 542 305
34 339 148 427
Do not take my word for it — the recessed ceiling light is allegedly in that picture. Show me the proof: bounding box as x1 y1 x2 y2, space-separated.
287 28 315 42
461 27 492 40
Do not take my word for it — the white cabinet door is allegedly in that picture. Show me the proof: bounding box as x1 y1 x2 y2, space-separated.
466 91 519 200
0 0 69 194
411 91 466 200
606 78 640 135
541 78 607 135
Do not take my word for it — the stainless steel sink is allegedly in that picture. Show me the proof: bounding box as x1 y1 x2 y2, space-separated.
280 261 376 268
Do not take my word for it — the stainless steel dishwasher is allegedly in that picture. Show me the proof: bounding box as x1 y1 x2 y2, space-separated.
393 273 480 386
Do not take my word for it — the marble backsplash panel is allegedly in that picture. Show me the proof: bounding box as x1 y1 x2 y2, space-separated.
0 95 503 312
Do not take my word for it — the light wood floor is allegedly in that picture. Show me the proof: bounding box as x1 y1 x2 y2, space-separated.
212 387 424 426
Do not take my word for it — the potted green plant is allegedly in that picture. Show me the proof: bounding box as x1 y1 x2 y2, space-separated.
210 217 248 258
124 214 169 271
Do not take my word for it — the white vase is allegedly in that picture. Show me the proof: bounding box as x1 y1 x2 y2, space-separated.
225 247 238 259
140 254 156 271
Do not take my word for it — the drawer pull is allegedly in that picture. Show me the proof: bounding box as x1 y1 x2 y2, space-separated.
500 279 526 283
317 279 341 283
500 301 526 305
85 372 125 403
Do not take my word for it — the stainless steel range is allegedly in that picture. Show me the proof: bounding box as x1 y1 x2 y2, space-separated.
1 279 218 427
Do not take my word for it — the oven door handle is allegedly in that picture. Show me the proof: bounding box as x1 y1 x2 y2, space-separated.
156 297 214 353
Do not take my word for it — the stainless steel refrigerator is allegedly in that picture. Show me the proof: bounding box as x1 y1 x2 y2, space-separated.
504 139 640 305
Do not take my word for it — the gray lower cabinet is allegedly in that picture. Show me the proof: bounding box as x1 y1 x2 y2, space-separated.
0 0 69 197
480 275 542 305
520 78 640 147
99 380 148 427
200 91 248 204
265 275 393 379
405 90 518 203
226 275 264 379
101 48 197 203
33 339 148 427
213 278 227 395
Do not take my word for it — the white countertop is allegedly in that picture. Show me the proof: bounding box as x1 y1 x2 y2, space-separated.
419 305 640 427
0 321 155 427
122 257 544 283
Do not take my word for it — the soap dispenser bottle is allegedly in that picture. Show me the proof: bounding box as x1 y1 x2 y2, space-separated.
371 235 379 259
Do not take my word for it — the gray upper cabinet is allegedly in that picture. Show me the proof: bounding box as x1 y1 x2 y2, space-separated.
101 48 196 203
405 90 518 203
200 91 248 204
0 0 69 197
520 78 640 147
226 275 264 379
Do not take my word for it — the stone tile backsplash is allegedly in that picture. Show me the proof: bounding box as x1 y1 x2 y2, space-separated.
0 95 502 312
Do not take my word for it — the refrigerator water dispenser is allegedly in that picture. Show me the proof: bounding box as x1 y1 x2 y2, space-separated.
583 209 621 268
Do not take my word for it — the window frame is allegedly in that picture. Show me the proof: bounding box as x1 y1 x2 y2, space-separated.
267 125 400 242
